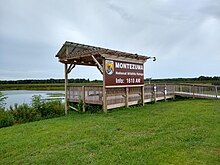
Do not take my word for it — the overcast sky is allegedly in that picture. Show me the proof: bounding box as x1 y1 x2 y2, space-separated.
0 0 219 80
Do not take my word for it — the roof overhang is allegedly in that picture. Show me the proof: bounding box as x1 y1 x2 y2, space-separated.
56 41 150 66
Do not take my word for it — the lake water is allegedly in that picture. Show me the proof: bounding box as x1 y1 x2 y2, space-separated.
1 90 65 109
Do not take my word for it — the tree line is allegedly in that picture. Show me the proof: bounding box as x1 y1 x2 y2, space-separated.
0 76 219 85
0 78 102 84
147 76 220 85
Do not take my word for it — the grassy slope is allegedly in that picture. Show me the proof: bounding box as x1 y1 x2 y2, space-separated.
0 99 220 164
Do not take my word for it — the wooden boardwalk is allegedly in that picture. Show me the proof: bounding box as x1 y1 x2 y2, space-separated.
67 83 220 110
175 91 220 99
174 83 220 99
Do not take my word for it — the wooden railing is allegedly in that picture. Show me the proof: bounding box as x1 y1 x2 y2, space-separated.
174 83 220 99
67 83 219 110
67 85 103 105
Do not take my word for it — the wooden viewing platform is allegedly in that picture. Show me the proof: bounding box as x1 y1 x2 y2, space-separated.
56 41 219 114
67 83 220 111
56 41 154 114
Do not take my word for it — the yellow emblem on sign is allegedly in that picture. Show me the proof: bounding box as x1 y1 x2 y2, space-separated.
105 60 114 75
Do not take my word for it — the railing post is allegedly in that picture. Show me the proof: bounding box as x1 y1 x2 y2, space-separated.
180 84 182 92
192 85 195 99
154 84 157 103
141 86 145 106
173 84 176 100
82 86 86 112
215 86 218 99
102 58 107 113
103 87 107 112
164 84 167 102
69 86 71 100
125 87 129 108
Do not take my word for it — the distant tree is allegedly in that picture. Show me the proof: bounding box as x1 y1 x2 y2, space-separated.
213 76 220 80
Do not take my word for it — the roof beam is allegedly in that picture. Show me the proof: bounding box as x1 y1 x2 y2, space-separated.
67 48 106 59
67 64 75 74
101 54 146 64
59 60 97 66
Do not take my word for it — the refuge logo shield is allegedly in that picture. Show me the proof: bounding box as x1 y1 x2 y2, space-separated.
105 60 114 75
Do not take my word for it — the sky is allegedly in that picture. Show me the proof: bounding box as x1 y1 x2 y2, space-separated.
0 0 220 80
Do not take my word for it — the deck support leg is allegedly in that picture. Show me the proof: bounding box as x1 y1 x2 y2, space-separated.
103 89 107 112
82 86 86 112
125 87 129 108
141 86 145 106
164 84 167 102
154 84 157 103
192 85 195 99
64 64 68 115
173 84 176 100
102 58 107 113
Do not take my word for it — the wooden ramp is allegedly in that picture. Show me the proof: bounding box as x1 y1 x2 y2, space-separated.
175 92 220 99
174 84 220 99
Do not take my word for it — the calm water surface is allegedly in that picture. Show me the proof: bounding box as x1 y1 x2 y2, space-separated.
2 90 65 108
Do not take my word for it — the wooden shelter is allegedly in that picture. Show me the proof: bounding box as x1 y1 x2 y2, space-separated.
56 41 152 114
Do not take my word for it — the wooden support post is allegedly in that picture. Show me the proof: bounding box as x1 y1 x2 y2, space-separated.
164 84 167 102
103 87 107 112
141 86 145 106
151 85 154 102
154 84 157 103
102 59 107 112
125 87 129 108
82 86 86 112
215 86 218 99
192 85 195 99
173 84 176 100
64 63 68 115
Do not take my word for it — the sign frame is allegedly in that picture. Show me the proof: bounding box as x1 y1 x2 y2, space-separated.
104 59 145 87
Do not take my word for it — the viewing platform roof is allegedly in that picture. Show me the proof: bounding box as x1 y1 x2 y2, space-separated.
56 41 150 65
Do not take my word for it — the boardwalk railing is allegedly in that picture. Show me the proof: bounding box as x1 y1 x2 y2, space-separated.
67 83 220 110
67 85 103 105
174 83 220 99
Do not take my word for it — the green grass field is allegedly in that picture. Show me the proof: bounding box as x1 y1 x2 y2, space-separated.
0 99 220 164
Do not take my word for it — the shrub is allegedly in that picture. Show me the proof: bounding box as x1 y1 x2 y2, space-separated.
42 100 64 118
0 109 14 128
32 95 45 112
9 103 41 124
0 95 65 128
32 95 64 118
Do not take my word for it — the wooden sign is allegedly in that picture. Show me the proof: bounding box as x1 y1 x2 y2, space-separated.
105 59 144 87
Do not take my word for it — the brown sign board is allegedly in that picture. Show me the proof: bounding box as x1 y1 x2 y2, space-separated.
105 59 144 87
